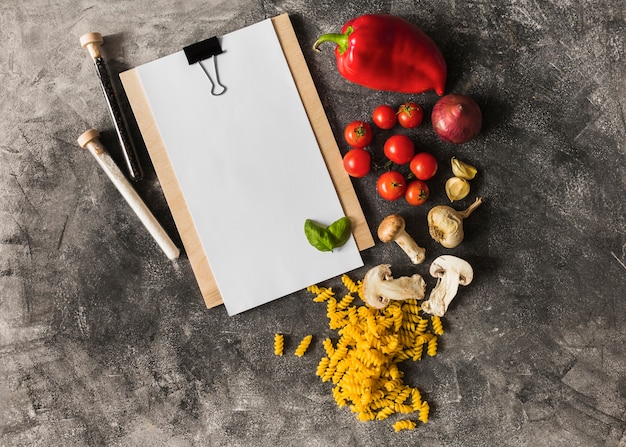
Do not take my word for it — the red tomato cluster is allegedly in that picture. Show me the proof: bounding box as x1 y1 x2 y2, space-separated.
341 101 438 206
342 121 373 178
371 102 424 130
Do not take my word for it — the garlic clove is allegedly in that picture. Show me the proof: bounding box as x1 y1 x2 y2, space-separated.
445 177 470 202
451 157 477 180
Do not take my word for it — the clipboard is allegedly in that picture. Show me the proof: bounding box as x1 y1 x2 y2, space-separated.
120 14 374 313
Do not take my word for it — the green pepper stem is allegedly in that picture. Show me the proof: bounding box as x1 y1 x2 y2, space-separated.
312 26 353 54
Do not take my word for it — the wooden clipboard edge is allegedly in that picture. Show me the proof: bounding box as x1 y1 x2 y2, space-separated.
120 14 374 309
271 14 375 251
120 68 223 309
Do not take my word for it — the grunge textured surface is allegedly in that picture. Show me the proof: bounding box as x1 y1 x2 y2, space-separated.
1 0 625 446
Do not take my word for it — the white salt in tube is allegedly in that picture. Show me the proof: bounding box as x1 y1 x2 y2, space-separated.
77 129 180 260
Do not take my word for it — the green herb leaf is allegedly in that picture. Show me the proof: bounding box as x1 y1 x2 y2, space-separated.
304 219 335 252
304 216 352 252
327 216 352 248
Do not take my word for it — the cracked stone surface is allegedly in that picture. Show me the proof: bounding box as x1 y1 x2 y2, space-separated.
1 1 625 446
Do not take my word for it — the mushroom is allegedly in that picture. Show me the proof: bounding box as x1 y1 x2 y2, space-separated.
362 264 426 309
377 214 426 264
421 255 473 317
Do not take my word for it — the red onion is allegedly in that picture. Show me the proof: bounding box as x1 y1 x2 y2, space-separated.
431 94 482 144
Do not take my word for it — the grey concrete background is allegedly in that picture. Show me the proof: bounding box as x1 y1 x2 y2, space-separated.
1 0 625 446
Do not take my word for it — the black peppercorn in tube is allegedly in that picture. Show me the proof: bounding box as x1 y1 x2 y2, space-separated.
80 32 144 181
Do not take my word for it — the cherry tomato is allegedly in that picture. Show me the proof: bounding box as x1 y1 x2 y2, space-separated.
409 152 438 180
344 120 373 148
342 148 371 178
397 102 424 128
405 180 430 206
383 134 415 165
372 105 397 129
376 171 407 201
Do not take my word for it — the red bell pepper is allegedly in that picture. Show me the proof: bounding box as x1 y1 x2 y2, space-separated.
313 14 447 95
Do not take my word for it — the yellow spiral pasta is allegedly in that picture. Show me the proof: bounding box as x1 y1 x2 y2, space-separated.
332 386 347 407
316 357 330 377
322 337 335 357
313 287 335 303
393 419 417 432
431 315 444 335
418 401 430 423
375 405 395 420
337 293 355 309
402 311 422 324
427 336 438 357
274 333 284 356
355 409 376 421
321 366 335 383
411 343 424 361
306 274 443 430
394 386 411 405
341 274 361 295
306 284 322 294
347 306 359 325
385 363 401 381
416 317 429 335
410 388 422 410
294 335 313 357
326 297 337 315
395 403 414 414
415 333 433 347
371 396 395 410
401 302 421 315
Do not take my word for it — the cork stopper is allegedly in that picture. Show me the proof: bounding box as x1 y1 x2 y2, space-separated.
77 129 100 149
79 32 104 59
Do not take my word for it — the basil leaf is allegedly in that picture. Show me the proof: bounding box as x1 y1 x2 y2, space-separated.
304 219 334 252
304 216 352 252
327 216 352 248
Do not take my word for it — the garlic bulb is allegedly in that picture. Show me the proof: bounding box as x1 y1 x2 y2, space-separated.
451 157 478 180
427 197 483 248
445 177 470 201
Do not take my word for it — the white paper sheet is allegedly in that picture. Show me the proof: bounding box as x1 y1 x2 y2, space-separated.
135 18 363 315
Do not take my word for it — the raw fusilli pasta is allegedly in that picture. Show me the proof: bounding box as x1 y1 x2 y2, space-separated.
274 333 284 356
341 274 361 295
416 317 429 335
427 336 438 357
418 401 430 423
294 335 313 357
431 315 444 335
401 302 421 315
411 343 424 361
393 419 417 432
313 287 334 303
322 337 335 357
306 284 322 294
301 274 446 431
310 273 441 430
337 293 356 309
375 405 395 420
316 357 329 376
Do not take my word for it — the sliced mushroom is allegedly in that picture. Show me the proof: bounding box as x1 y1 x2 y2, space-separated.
362 264 426 309
421 255 473 317
377 214 426 264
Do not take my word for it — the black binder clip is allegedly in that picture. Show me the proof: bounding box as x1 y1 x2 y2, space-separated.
184 36 227 96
